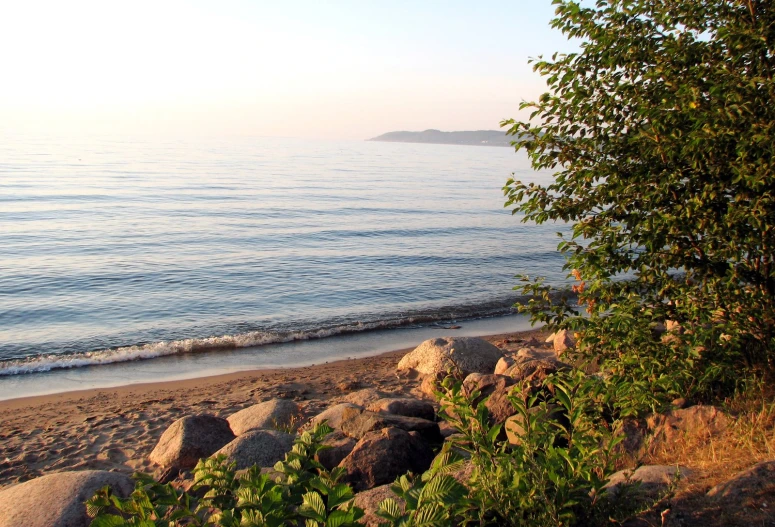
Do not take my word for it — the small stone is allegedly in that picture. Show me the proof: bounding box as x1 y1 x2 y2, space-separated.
494 356 515 375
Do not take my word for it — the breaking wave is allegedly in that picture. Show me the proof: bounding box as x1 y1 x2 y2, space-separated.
0 300 521 376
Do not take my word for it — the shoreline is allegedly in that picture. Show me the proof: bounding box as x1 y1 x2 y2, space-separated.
0 328 547 489
0 313 535 402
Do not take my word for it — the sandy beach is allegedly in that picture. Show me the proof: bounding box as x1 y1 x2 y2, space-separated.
0 329 547 490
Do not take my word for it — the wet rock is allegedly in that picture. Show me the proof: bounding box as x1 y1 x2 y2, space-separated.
340 427 434 491
227 399 301 435
397 337 502 378
149 414 235 469
0 470 134 527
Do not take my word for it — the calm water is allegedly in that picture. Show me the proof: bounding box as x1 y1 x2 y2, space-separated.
0 135 566 381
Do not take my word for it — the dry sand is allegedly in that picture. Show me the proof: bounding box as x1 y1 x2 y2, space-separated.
0 329 548 489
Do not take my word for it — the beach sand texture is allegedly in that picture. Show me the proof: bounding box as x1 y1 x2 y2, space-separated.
0 329 548 489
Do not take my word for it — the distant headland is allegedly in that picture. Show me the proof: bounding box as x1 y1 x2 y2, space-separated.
368 129 512 147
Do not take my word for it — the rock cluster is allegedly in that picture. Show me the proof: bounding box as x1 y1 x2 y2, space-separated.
3 333 766 526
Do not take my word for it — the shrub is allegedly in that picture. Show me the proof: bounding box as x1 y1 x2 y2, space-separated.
503 0 775 414
86 422 364 527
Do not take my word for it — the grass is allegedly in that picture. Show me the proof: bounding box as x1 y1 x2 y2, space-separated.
628 383 775 526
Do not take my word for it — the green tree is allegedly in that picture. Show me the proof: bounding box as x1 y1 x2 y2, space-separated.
503 0 775 413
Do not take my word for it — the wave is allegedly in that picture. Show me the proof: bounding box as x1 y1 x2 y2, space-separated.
0 300 522 377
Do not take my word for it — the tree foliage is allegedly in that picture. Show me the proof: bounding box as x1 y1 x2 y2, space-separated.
503 0 775 411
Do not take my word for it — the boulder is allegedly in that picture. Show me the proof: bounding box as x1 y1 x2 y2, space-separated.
343 388 390 407
315 431 358 471
397 337 503 378
516 347 543 360
544 332 556 343
419 373 446 398
149 414 235 469
340 427 435 491
605 465 694 497
503 357 568 385
367 397 436 421
648 405 730 444
309 403 363 429
227 399 300 435
553 329 575 354
339 407 442 444
707 460 775 502
353 484 405 527
212 429 294 470
462 373 516 402
0 470 134 527
484 384 523 424
494 356 515 375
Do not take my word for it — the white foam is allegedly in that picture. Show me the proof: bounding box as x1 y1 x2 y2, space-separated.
0 300 522 377
0 317 424 376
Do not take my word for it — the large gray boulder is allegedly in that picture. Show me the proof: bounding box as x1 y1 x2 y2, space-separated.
149 414 235 469
366 397 436 421
397 337 503 378
309 403 363 429
340 427 435 491
339 407 442 443
212 429 295 470
0 470 134 527
227 399 300 435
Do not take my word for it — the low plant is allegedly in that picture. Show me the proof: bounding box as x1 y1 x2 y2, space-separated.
87 422 364 527
429 369 642 527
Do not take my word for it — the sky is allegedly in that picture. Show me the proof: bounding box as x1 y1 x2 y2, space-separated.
0 1 579 140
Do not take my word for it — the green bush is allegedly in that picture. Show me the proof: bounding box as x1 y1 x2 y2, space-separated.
503 0 775 414
86 423 364 527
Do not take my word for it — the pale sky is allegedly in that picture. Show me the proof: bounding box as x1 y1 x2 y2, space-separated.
0 1 577 140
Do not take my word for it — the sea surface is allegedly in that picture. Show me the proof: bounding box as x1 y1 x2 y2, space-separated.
0 135 567 397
